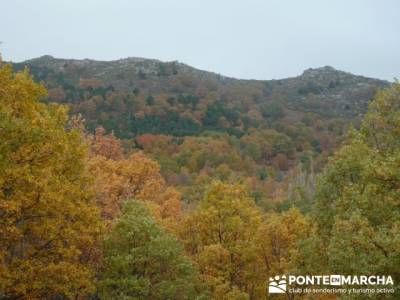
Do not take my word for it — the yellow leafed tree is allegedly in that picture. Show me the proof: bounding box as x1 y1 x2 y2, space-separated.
179 180 264 299
0 64 103 299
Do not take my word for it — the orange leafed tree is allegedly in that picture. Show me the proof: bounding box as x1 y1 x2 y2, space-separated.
87 128 182 229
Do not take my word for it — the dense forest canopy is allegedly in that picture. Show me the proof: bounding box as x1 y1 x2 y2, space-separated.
11 56 389 206
0 59 399 300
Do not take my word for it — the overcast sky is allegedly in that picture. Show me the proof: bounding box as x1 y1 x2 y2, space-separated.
1 0 399 80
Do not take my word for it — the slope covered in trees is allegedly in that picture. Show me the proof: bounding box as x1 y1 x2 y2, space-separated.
298 85 400 296
11 56 389 206
1 61 398 299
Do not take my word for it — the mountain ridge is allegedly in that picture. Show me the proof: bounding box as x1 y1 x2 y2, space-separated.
15 54 388 84
11 55 390 139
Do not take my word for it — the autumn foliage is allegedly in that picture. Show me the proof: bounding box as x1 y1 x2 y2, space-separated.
1 62 399 300
87 128 182 231
0 64 103 299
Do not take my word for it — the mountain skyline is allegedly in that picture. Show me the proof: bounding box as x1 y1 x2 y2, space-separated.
11 54 392 83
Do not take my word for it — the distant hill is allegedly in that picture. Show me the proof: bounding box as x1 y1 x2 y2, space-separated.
12 55 389 138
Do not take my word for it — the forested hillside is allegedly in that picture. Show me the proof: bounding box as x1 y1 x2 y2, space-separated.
12 56 388 206
1 59 398 299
